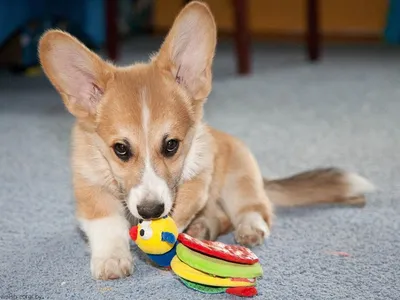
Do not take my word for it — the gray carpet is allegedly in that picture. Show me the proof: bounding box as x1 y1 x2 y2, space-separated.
1 38 400 300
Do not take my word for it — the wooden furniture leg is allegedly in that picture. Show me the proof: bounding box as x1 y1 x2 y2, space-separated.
306 0 320 61
233 0 251 74
106 0 119 62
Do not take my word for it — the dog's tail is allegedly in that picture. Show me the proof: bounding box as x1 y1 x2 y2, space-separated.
264 168 375 207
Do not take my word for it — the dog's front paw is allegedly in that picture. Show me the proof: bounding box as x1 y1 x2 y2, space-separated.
186 217 210 240
234 212 270 247
80 215 133 280
91 254 133 280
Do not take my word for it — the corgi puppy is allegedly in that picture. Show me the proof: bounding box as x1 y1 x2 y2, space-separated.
38 1 374 280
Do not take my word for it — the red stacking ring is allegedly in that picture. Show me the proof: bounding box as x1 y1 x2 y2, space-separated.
177 233 259 265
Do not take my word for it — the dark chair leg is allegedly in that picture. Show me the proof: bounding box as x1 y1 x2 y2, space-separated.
306 0 320 61
233 0 251 75
106 0 119 62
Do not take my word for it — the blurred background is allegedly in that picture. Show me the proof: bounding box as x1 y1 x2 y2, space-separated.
0 0 400 75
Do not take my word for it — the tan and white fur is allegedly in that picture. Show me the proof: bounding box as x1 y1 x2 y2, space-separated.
38 2 374 280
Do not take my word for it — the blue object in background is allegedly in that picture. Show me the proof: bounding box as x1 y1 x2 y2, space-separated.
385 0 400 44
0 0 105 68
20 22 48 68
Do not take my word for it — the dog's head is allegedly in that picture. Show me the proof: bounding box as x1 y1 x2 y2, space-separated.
39 2 216 220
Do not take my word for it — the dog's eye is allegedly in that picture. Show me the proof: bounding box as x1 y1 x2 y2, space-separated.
113 142 132 161
162 139 179 157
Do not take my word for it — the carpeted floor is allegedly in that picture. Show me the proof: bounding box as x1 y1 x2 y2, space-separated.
1 38 400 300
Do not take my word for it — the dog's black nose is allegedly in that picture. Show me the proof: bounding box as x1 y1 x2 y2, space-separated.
137 201 165 219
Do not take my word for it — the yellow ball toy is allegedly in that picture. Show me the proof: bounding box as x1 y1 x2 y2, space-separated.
129 215 178 267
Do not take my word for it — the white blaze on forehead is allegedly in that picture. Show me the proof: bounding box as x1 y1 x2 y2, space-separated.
141 88 150 139
127 88 172 218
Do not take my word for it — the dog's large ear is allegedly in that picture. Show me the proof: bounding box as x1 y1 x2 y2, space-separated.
155 1 217 100
39 30 113 119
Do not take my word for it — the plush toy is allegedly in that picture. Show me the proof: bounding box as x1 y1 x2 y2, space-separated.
129 215 178 267
129 216 263 298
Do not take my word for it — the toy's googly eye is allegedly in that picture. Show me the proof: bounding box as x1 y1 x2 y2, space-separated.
140 228 153 240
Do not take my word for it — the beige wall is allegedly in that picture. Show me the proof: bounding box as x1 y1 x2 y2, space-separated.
154 0 389 37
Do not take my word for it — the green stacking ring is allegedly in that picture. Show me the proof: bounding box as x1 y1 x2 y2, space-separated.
176 243 263 278
179 278 227 294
